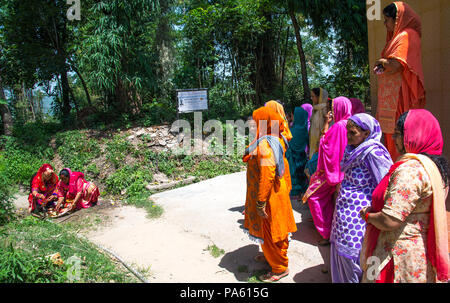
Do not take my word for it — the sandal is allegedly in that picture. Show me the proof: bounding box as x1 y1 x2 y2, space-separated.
254 254 267 263
259 269 290 283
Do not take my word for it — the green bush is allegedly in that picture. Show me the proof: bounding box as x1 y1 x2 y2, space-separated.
0 137 45 186
105 165 153 195
0 161 15 226
55 130 101 172
0 242 66 283
105 135 134 169
139 99 177 127
0 217 137 282
11 120 60 159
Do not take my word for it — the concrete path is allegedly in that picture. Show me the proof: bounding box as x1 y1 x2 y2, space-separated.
86 171 332 283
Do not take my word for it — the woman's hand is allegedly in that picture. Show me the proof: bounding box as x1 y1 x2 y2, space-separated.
256 203 268 219
324 111 333 124
359 207 372 221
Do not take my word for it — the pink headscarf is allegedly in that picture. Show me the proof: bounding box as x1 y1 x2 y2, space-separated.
349 98 365 115
317 97 352 185
404 109 443 155
403 109 448 281
59 168 85 198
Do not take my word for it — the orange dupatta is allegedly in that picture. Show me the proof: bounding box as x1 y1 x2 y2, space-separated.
265 100 293 191
243 107 296 243
376 1 425 134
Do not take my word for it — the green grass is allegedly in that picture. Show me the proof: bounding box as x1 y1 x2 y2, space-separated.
105 134 134 169
125 193 164 219
0 216 138 283
206 244 225 258
55 130 101 172
247 269 267 283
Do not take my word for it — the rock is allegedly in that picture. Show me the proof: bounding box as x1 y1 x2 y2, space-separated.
127 135 135 140
135 129 147 137
158 140 167 146
160 128 169 137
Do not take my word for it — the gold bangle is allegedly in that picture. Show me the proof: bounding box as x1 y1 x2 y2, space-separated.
256 201 266 209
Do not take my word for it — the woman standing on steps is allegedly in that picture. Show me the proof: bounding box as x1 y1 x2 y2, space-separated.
375 2 426 161
243 106 297 283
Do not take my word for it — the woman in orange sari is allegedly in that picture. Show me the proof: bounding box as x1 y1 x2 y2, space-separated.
375 2 425 161
243 106 297 282
28 164 59 216
265 100 293 192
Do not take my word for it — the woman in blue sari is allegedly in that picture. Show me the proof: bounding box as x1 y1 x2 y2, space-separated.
286 107 309 200
330 113 393 283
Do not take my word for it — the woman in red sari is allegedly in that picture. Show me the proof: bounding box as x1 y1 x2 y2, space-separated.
375 2 426 161
28 164 59 215
55 168 99 215
360 109 449 283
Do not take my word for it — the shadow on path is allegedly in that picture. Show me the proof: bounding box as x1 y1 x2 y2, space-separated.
218 244 270 282
293 264 332 283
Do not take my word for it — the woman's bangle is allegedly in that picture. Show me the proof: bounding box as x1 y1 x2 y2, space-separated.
256 201 266 209
365 212 370 223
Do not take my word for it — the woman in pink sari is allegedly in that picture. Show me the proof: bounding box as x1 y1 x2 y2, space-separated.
303 97 352 245
55 168 100 214
360 109 449 283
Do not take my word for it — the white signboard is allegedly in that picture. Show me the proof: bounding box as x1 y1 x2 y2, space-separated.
177 89 208 113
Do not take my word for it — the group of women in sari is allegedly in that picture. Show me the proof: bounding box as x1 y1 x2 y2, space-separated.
242 1 448 284
29 164 99 218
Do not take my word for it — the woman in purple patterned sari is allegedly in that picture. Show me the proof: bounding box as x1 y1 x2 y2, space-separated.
330 113 393 283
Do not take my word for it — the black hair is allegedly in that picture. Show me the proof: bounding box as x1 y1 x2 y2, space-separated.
397 111 450 187
383 3 397 20
311 88 321 98
328 98 333 113
59 169 70 179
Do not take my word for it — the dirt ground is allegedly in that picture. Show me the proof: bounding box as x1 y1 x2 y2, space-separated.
13 172 333 283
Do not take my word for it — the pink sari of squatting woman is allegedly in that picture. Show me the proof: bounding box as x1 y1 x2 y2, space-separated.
56 168 99 209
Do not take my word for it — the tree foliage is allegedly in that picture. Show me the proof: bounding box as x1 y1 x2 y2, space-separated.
0 0 371 130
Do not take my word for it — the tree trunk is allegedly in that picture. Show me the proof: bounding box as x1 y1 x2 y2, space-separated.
280 26 290 95
254 12 277 106
60 71 72 122
0 76 13 136
22 83 36 121
71 64 92 107
289 10 310 101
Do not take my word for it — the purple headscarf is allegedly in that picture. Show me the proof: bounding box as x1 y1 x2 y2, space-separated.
301 103 313 131
349 98 365 115
340 113 393 183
